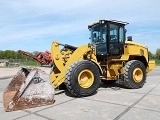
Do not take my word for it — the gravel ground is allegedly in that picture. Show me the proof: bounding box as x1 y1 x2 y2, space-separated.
0 66 159 120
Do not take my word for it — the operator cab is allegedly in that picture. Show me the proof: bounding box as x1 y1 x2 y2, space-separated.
88 20 128 60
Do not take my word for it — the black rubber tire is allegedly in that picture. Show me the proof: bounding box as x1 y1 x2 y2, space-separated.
101 80 116 84
124 60 146 89
65 60 100 97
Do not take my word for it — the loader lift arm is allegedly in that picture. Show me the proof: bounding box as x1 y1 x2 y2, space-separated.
50 41 101 88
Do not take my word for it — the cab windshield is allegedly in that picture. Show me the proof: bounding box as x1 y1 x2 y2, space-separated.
90 24 106 44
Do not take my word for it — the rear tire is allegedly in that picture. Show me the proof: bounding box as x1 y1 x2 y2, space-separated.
65 60 100 97
124 60 146 89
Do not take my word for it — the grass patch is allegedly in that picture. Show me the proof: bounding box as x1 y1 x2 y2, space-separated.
20 60 40 66
155 59 160 66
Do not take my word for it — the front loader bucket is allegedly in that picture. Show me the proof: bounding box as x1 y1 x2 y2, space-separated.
3 67 55 112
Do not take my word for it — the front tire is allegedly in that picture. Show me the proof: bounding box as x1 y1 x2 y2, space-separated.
124 60 146 89
65 60 100 97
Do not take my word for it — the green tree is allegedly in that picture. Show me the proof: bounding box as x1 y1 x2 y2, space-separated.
0 50 4 59
148 51 153 59
156 49 160 59
0 50 40 61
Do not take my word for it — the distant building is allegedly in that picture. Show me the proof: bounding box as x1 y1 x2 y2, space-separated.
0 60 9 67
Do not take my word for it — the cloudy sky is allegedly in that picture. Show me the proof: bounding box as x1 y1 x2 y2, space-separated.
0 0 159 53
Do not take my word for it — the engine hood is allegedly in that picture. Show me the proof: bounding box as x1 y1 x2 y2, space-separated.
125 41 147 49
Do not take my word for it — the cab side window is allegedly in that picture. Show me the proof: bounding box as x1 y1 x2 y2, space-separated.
110 24 118 42
119 27 125 43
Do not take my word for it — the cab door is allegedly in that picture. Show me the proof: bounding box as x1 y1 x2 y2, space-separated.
108 24 125 57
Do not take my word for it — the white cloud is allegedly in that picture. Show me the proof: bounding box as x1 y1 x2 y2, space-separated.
0 0 160 53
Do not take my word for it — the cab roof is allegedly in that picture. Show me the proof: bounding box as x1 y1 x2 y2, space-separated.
88 19 129 28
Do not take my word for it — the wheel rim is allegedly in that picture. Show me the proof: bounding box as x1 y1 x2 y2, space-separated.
133 68 143 83
78 69 94 88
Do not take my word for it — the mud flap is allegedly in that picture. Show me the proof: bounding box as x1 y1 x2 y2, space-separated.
3 67 55 112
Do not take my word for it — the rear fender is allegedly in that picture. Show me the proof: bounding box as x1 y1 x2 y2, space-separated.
146 60 155 72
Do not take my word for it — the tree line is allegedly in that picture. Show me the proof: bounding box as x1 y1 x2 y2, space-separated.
149 49 160 59
0 50 39 60
0 49 160 60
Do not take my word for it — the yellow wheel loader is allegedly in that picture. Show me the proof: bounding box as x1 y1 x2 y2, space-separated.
50 20 155 97
3 19 155 111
